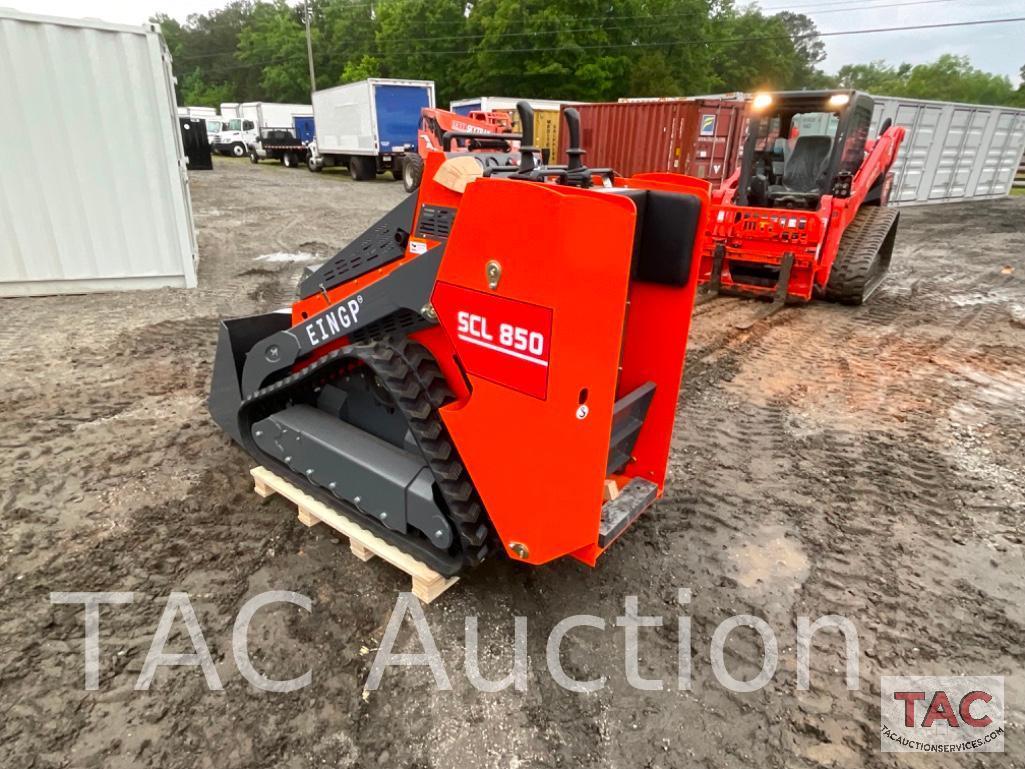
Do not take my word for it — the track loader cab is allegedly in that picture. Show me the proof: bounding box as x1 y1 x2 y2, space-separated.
209 103 712 576
705 90 905 304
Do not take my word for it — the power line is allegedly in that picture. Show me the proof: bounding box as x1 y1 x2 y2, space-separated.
196 14 1025 71
173 0 969 39
368 15 1025 56
373 0 963 45
172 0 965 61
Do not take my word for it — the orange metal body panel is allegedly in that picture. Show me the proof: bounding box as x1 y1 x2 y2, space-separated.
428 177 636 565
280 149 708 568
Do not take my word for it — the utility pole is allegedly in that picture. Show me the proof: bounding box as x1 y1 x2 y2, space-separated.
304 0 316 95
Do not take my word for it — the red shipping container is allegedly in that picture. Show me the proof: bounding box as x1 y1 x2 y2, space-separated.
557 98 748 185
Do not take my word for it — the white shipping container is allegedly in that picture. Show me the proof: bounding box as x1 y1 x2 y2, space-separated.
869 96 1025 205
0 9 197 296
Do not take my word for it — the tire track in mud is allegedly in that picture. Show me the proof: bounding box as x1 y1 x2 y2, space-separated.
657 228 1025 767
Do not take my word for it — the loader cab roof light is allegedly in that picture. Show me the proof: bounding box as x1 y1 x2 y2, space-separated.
752 93 774 112
828 93 851 109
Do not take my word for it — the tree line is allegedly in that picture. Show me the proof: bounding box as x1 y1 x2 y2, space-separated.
155 0 1025 109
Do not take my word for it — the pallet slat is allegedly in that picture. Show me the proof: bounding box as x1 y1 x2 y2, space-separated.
250 466 458 603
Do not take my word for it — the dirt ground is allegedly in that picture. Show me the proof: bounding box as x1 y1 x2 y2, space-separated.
2 158 1023 768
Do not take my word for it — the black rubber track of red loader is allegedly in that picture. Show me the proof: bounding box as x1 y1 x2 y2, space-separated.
825 206 900 305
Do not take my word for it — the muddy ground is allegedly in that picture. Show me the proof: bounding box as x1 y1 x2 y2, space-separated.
1 158 1023 768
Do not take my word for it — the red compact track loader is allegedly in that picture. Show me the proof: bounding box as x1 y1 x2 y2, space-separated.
210 104 711 576
402 107 517 193
702 90 906 304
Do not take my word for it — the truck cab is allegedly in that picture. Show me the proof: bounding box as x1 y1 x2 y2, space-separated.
213 117 256 157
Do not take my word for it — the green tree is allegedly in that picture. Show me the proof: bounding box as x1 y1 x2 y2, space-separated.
774 11 833 89
837 55 1019 106
152 2 259 105
236 0 312 102
318 0 378 86
708 7 800 92
836 60 911 94
374 0 470 105
903 55 1016 105
341 54 382 83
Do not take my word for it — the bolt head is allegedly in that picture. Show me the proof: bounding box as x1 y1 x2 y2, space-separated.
509 541 530 559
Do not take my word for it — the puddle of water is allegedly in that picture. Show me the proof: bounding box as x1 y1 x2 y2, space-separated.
730 525 810 591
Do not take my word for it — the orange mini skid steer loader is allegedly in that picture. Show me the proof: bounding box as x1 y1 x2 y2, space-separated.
209 104 711 576
702 90 906 304
402 107 517 193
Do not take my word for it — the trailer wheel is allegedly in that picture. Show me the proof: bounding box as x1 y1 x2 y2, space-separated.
402 154 424 193
249 151 259 164
824 206 900 305
349 155 376 181
308 155 322 172
283 151 298 168
231 142 246 158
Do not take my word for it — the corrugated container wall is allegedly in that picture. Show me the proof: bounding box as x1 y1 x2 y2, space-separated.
869 96 1025 205
0 10 197 296
509 109 562 161
557 99 746 183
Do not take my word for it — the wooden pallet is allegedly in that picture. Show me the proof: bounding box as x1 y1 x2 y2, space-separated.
250 466 459 603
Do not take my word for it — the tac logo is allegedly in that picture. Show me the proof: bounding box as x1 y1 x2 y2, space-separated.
880 676 1004 753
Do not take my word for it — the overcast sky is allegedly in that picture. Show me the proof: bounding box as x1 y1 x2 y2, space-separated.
11 0 1025 84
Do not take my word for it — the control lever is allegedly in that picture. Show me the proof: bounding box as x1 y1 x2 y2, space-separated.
563 108 585 172
515 100 539 174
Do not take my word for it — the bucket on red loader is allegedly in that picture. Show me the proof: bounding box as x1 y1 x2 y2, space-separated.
209 103 712 576
701 91 906 305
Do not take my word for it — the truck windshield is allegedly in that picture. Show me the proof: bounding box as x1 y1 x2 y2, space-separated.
227 119 242 131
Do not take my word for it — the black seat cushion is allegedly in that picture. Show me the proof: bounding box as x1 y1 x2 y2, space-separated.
779 135 833 193
608 189 701 287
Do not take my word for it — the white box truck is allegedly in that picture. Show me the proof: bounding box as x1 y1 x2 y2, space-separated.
213 101 311 157
177 105 218 119
308 78 435 180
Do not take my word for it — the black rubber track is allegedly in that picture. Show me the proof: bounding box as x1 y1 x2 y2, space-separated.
236 334 491 576
824 206 900 305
